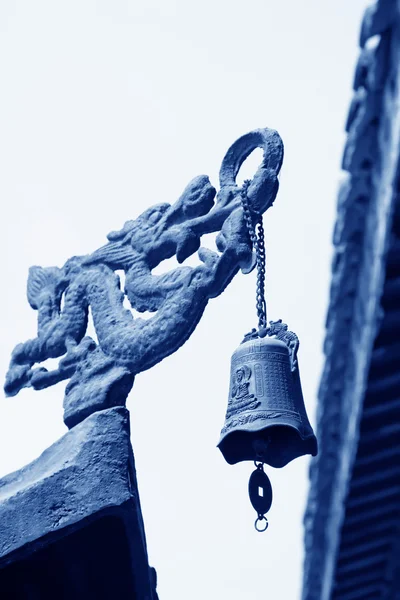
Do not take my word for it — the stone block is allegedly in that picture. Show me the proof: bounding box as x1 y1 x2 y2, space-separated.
0 407 156 599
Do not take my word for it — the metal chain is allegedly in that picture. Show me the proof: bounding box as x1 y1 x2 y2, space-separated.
240 179 267 335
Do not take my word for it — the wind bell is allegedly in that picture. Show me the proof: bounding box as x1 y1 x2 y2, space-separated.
218 180 318 532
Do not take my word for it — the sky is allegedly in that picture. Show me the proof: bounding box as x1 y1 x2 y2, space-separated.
0 1 368 598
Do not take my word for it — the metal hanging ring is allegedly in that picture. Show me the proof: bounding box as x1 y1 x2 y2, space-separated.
254 515 269 532
218 129 284 189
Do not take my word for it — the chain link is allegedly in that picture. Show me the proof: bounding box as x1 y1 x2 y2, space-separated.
240 179 267 333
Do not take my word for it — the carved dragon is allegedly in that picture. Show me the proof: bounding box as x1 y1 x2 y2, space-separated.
4 129 283 427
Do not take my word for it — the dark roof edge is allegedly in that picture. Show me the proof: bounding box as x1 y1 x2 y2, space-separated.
302 2 400 599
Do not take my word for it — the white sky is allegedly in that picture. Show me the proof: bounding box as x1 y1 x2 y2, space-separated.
0 1 368 598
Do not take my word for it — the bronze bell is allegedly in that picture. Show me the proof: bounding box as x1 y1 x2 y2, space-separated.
218 325 317 468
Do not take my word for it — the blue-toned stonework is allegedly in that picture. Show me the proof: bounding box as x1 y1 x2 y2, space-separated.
4 129 283 429
0 407 158 599
0 129 284 599
302 1 400 599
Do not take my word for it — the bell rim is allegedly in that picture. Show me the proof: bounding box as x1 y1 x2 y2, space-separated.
218 420 317 446
218 410 318 456
217 421 318 467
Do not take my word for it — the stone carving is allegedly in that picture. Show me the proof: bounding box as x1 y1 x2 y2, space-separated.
226 365 260 418
4 128 283 428
0 407 157 598
232 365 253 400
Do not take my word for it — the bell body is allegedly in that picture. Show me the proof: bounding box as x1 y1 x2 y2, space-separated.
218 336 317 467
